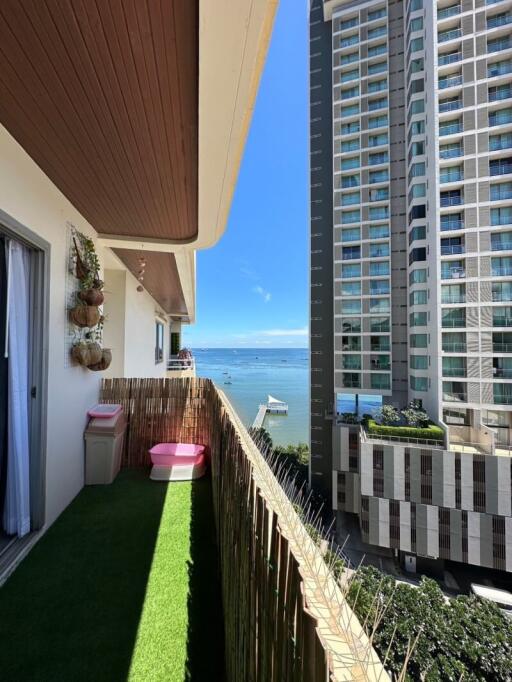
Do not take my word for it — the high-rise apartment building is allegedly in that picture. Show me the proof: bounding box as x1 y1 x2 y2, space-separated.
310 0 512 573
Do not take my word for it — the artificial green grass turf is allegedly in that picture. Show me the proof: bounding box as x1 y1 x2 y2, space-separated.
0 469 224 682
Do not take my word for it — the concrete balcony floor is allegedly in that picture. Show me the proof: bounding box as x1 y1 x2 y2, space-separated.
0 470 225 681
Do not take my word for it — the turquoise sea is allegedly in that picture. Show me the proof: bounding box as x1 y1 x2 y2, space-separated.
193 348 309 447
193 348 383 447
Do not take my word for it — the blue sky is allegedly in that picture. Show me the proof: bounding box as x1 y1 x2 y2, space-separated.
183 0 308 349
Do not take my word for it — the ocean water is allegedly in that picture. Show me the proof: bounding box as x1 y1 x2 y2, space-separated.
193 348 309 447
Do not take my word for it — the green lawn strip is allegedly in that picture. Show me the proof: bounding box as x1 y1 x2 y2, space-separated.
367 419 444 442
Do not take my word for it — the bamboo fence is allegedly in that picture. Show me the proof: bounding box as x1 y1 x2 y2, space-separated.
100 378 389 682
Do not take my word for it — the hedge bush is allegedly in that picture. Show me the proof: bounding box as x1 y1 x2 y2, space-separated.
367 419 444 442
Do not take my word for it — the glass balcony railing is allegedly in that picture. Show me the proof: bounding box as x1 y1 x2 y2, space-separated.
439 99 462 112
439 51 462 66
488 61 512 78
443 368 467 377
441 294 466 303
440 170 463 183
439 28 462 43
342 378 361 388
493 342 512 352
442 268 466 279
440 195 463 206
439 123 463 136
490 162 512 175
489 137 512 151
489 87 512 102
493 367 512 377
441 244 464 254
440 146 463 159
493 292 512 301
492 265 512 275
442 317 466 328
489 111 512 126
488 14 512 30
442 342 466 352
494 315 512 326
492 240 512 250
488 38 512 53
441 218 464 231
494 393 512 404
438 4 461 20
439 75 463 89
443 391 467 402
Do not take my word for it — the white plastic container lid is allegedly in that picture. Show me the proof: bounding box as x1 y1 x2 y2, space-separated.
88 404 123 419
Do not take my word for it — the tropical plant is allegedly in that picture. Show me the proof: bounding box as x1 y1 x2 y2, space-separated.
375 404 400 426
401 401 430 428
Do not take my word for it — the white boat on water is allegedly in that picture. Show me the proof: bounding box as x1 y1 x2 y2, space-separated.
266 395 288 415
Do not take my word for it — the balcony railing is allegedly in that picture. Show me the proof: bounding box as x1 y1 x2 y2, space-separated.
439 75 463 89
438 4 461 20
441 219 464 231
438 51 462 65
97 377 387 680
440 146 463 159
488 13 512 29
492 265 512 275
489 112 512 126
490 162 512 175
438 28 462 43
442 318 466 327
167 355 196 373
488 39 512 53
489 87 512 102
441 243 464 254
439 99 462 112
493 367 512 377
443 391 467 402
439 123 463 136
494 316 512 326
440 195 463 206
442 342 467 352
440 171 463 183
493 342 512 351
442 268 466 279
441 294 466 303
443 368 467 377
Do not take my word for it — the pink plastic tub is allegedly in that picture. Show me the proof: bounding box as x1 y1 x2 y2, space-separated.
149 442 205 466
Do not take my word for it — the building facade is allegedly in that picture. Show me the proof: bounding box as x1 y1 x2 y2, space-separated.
311 0 512 572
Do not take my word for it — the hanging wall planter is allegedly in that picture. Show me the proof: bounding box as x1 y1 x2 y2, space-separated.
87 348 112 372
70 304 101 328
78 288 104 306
71 342 103 367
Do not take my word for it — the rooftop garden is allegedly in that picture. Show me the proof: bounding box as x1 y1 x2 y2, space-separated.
339 402 445 444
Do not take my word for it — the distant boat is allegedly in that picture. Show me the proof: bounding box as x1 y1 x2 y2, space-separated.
224 381 232 385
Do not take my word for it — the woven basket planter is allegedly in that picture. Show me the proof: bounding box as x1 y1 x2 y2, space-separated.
70 304 100 328
88 348 112 372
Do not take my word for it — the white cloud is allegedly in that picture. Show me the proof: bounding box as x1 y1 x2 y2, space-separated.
252 285 271 303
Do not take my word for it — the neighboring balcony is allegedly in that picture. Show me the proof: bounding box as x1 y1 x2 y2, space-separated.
440 191 463 207
438 51 462 66
438 28 462 43
166 354 196 378
441 265 466 279
438 4 461 21
442 340 467 352
439 97 462 112
440 167 464 183
440 215 464 231
487 13 512 30
443 382 467 403
490 159 512 175
439 74 463 90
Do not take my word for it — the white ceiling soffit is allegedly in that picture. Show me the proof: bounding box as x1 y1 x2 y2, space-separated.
323 1 358 22
196 0 278 250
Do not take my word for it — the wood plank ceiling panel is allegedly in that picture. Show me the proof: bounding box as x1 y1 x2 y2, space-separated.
113 249 187 316
0 0 198 242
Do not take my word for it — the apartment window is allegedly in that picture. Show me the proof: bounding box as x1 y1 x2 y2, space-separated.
409 162 425 179
342 373 360 388
341 210 361 226
410 354 428 370
409 184 426 200
410 78 424 95
491 207 512 225
341 139 360 153
493 306 512 327
341 121 360 134
368 79 388 93
371 336 390 351
369 242 389 258
368 43 387 58
411 141 425 156
341 174 360 188
490 182 512 201
410 312 427 327
341 281 361 296
443 356 466 377
370 261 390 276
489 83 512 103
340 34 359 48
368 61 387 75
369 188 389 201
155 321 164 364
488 59 512 78
368 133 388 147
370 317 389 332
371 354 390 371
340 104 360 118
409 225 426 243
368 115 388 129
342 263 361 278
489 107 512 126
493 331 512 351
443 331 466 352
410 375 428 391
410 289 427 305
369 169 389 183
341 191 360 206
410 0 422 10
410 37 424 52
492 281 512 302
368 25 387 40
494 383 512 405
342 354 361 370
440 212 463 231
410 120 425 136
409 268 427 285
410 17 423 32
341 156 360 170
342 318 361 333
490 157 512 175
440 165 463 183
341 300 361 314
439 142 463 159
409 204 426 221
341 227 360 242
487 12 512 30
340 16 358 30
341 85 359 100
371 373 390 390
488 36 512 53
410 99 425 114
409 247 426 264
368 97 388 112
368 8 386 21
369 151 389 165
443 381 467 403
369 224 389 239
369 298 390 313
438 50 461 66
370 279 390 295
342 336 361 351
340 52 359 65
441 260 465 280
340 69 359 83
442 283 465 303
342 244 360 259
492 256 512 276
410 333 428 348
439 96 462 113
438 27 461 44
439 118 462 136
369 207 389 221
444 408 469 426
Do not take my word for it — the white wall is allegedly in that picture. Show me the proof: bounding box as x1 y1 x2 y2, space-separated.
0 124 169 531
0 125 101 526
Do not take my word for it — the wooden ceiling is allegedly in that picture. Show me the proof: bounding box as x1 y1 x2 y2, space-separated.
0 0 199 243
114 249 187 316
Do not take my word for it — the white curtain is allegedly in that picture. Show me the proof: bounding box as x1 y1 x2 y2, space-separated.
3 240 30 537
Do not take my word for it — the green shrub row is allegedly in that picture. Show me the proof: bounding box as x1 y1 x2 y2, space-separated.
367 419 444 442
